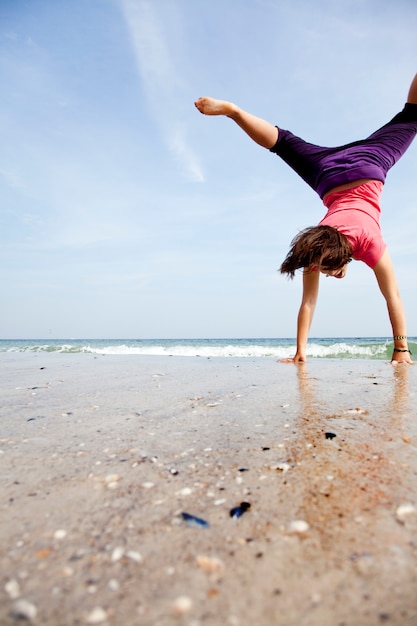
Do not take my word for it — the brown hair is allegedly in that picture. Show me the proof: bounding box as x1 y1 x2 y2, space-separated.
280 225 352 279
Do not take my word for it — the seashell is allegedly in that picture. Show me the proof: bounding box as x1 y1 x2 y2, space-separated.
270 463 290 473
54 529 67 540
396 503 416 522
230 502 251 519
172 595 193 614
288 519 309 534
111 546 125 562
126 550 142 563
196 554 225 573
5 579 21 600
12 599 37 622
86 606 108 624
181 512 209 528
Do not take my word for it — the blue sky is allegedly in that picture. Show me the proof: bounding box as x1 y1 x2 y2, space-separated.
1 0 417 339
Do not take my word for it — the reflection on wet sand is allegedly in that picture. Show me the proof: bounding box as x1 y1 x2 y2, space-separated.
289 363 412 546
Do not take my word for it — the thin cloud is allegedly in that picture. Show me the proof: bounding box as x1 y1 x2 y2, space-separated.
120 0 178 92
120 0 204 182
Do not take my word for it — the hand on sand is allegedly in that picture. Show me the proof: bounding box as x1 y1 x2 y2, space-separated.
278 355 307 364
391 354 413 366
194 97 235 116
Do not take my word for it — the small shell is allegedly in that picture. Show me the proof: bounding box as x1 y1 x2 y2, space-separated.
396 503 416 522
230 502 251 519
288 520 310 534
126 550 143 563
12 600 37 622
86 607 108 624
172 595 193 615
105 474 121 483
5 579 21 600
196 555 225 574
54 529 67 540
270 463 290 473
111 546 125 562
181 512 209 528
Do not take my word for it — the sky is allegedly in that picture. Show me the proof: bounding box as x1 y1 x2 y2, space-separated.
1 0 417 339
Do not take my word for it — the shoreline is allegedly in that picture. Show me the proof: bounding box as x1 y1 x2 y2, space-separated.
0 336 409 361
1 354 417 625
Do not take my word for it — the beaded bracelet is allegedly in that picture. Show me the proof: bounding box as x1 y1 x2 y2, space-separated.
393 335 407 340
393 348 412 355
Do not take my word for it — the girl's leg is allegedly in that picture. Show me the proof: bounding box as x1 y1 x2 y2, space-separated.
407 73 417 104
194 97 278 149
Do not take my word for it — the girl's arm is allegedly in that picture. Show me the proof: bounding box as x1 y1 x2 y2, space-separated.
281 269 320 363
373 249 413 364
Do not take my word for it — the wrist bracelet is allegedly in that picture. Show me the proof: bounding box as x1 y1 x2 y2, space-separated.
394 335 407 340
393 348 412 355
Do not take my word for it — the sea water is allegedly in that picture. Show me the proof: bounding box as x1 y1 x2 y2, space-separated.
0 338 414 360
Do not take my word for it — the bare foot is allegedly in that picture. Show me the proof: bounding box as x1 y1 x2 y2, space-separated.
194 97 236 116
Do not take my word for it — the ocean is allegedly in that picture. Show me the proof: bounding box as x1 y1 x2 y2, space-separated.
0 338 414 360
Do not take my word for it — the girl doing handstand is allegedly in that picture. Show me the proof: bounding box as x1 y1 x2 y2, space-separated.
195 73 417 364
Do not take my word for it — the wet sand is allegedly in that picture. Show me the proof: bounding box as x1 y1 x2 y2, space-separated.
1 353 417 626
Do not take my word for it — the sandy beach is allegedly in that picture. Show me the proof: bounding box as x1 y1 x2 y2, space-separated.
1 352 417 626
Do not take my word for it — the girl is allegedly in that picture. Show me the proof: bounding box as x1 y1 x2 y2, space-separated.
195 73 417 364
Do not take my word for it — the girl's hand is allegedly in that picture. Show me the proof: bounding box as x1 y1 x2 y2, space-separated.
391 350 413 365
279 351 307 364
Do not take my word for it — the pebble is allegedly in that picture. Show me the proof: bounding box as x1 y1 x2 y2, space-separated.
126 550 143 563
270 463 290 473
86 606 108 624
288 520 310 534
108 579 120 591
105 474 121 490
54 529 67 540
396 503 416 522
5 578 21 599
111 546 125 562
12 599 37 622
172 595 193 615
197 555 225 574
63 567 74 577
